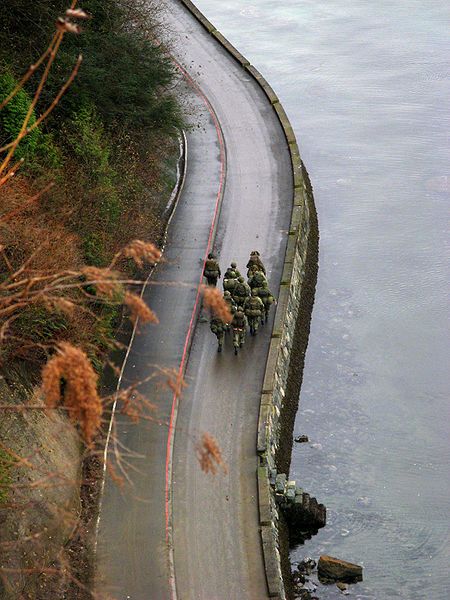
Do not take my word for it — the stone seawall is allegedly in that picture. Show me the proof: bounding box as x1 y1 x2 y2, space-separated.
179 2 323 598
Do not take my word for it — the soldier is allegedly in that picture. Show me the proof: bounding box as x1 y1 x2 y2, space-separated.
223 290 237 332
231 310 247 355
223 270 238 293
223 290 237 313
210 316 227 352
256 281 276 322
203 253 221 287
246 250 266 276
231 276 251 308
224 261 242 279
248 269 267 290
243 289 265 335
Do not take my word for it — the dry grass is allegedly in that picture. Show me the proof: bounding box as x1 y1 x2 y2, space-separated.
41 342 101 445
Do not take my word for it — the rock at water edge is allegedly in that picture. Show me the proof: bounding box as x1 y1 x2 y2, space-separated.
318 555 363 582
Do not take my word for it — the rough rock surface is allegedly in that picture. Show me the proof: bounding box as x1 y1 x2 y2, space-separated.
318 555 363 583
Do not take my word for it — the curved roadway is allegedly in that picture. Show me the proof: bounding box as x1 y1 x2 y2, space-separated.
96 1 293 598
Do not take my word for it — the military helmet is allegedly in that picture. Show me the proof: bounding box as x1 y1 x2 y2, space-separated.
224 291 231 297
231 261 237 268
251 250 260 256
207 252 214 259
235 310 244 318
238 276 244 283
251 288 258 296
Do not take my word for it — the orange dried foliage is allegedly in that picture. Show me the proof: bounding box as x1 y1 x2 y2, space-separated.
202 285 233 323
122 240 162 268
0 178 83 274
43 297 76 317
165 368 187 398
82 266 121 299
118 387 157 423
41 342 101 444
106 461 125 489
195 433 228 475
124 292 159 326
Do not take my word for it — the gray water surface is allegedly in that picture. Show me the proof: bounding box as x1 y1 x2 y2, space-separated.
191 1 450 598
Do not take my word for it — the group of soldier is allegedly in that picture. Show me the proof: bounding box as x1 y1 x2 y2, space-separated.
203 250 276 355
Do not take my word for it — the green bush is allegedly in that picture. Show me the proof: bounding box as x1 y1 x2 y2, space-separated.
83 232 106 267
13 306 68 345
0 72 41 159
66 104 121 228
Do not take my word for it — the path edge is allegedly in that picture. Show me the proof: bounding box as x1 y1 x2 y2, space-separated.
178 2 321 598
94 131 188 553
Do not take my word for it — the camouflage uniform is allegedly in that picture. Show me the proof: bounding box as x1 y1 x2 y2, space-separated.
223 270 238 293
246 250 266 276
224 261 241 279
231 310 247 355
210 316 226 352
231 276 251 308
223 290 237 313
255 281 275 322
248 270 267 290
203 253 221 287
223 291 237 331
243 291 265 335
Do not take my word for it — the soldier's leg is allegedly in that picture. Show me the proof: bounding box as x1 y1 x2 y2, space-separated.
233 329 239 348
253 315 260 334
217 331 224 352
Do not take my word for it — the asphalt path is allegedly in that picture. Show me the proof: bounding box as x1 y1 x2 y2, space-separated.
96 1 293 598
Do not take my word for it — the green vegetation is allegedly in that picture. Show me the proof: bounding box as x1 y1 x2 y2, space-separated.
0 0 184 369
0 72 41 159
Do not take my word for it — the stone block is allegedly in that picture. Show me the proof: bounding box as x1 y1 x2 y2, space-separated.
294 187 305 210
273 284 290 335
257 403 270 454
180 0 217 32
211 31 250 65
286 487 295 502
275 473 286 493
262 338 281 393
289 205 302 233
261 526 284 597
257 466 272 526
273 103 296 144
245 65 280 104
289 142 304 188
281 260 294 286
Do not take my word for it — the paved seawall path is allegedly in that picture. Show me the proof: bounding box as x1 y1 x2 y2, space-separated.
96 1 293 597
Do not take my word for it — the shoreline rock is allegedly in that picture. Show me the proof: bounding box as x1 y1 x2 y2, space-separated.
318 555 363 583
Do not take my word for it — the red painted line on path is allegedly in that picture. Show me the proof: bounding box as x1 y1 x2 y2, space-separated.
164 58 226 599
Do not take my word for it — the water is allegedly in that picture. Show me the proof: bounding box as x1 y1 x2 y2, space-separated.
189 1 450 598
